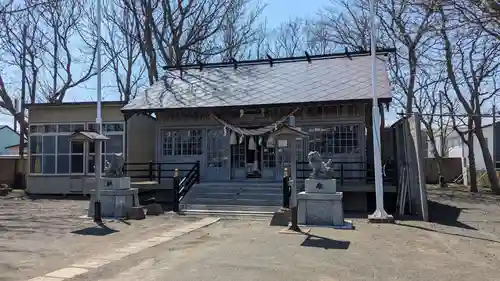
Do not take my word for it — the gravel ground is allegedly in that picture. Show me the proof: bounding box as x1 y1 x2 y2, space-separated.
3 186 500 281
0 193 198 281
74 185 500 281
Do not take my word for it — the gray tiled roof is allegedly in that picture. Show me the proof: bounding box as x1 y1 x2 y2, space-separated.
122 54 392 111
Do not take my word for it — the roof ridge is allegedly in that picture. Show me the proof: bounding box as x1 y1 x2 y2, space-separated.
163 48 396 71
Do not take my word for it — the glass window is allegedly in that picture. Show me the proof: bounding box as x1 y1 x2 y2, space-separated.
87 155 109 174
30 123 124 175
71 141 84 154
333 124 360 154
57 135 70 154
71 154 84 173
42 136 56 154
105 135 123 154
29 123 90 175
57 155 69 174
163 132 174 156
43 155 56 174
30 136 42 154
104 123 124 132
87 127 124 174
73 124 85 132
87 123 97 132
30 156 42 174
59 124 85 132
43 125 57 133
58 124 72 133
163 130 202 156
30 125 43 133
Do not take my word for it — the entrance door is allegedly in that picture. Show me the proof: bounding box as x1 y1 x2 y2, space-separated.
262 140 277 180
230 137 246 179
205 129 230 181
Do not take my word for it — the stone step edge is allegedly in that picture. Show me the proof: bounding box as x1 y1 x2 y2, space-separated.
178 209 275 216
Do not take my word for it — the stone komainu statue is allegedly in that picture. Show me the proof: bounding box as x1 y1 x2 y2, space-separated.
103 153 125 177
307 151 335 179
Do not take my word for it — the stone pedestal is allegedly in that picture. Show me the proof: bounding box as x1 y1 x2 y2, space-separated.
88 177 140 218
101 177 131 190
304 178 336 193
298 179 347 227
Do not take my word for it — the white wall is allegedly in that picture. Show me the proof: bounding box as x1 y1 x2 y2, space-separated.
427 126 495 171
462 125 495 171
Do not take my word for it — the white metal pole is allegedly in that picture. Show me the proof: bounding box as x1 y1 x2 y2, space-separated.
94 0 103 223
288 116 300 231
368 0 391 221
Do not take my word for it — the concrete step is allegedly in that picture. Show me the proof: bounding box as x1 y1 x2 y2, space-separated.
177 209 274 219
181 197 281 206
187 192 283 201
198 181 282 187
180 203 280 213
191 187 283 194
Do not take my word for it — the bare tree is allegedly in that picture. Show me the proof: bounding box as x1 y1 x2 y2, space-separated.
217 1 264 61
268 18 307 57
121 0 263 86
377 0 439 113
1 0 109 138
0 3 46 136
0 0 51 15
442 85 480 192
304 21 336 55
317 0 373 51
453 0 500 39
37 0 103 102
102 0 146 103
439 6 500 193
413 70 455 183
316 0 438 114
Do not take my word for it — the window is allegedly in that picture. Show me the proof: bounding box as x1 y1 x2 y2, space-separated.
87 122 125 174
306 127 335 157
302 124 361 157
333 124 360 154
231 141 245 168
29 122 124 175
29 123 85 175
162 130 203 156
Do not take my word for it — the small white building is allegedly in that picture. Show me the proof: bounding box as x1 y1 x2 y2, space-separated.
427 121 500 183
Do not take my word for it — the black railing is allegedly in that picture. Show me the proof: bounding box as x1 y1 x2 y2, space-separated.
173 162 200 212
296 161 395 185
124 161 200 184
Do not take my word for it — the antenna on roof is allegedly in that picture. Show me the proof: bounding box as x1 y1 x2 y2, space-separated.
305 51 311 63
197 60 203 71
344 47 352 60
266 54 273 67
232 58 238 69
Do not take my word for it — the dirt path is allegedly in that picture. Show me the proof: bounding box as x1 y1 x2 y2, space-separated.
0 196 197 281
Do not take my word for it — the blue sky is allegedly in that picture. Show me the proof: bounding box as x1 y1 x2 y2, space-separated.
0 0 332 127
3 0 402 128
264 0 328 27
